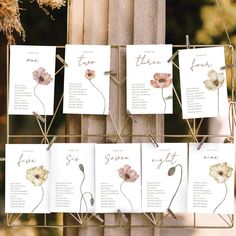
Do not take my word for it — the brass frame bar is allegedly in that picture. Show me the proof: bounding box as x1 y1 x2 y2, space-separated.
5 44 235 229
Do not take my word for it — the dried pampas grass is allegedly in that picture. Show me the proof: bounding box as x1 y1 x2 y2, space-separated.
0 0 25 44
36 0 66 9
0 0 66 43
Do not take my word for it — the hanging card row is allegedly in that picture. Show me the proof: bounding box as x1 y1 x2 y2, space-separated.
8 45 228 118
5 143 234 214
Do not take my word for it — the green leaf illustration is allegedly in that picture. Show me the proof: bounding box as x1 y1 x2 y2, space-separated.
165 95 173 100
79 164 84 173
168 167 176 176
90 197 95 206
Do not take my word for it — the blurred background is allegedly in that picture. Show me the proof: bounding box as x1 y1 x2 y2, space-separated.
0 0 236 235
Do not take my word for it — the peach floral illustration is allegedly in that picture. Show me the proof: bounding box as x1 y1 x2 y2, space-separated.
79 163 94 212
204 70 225 116
85 69 106 114
150 73 172 113
118 164 139 212
32 67 53 115
167 164 183 220
85 69 95 80
209 162 233 213
26 165 49 213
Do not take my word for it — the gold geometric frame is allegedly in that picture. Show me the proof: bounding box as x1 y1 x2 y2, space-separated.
3 44 235 228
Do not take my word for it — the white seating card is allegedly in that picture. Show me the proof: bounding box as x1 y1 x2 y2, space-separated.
8 45 56 115
142 143 188 213
188 143 235 214
50 143 95 213
5 144 50 213
95 143 141 213
179 47 228 119
63 45 110 115
127 45 173 114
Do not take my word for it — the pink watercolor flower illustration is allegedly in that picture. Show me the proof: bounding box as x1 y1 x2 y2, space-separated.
118 164 139 182
150 73 172 88
85 69 96 80
118 164 139 212
32 67 53 116
33 67 53 85
150 73 172 113
85 69 106 114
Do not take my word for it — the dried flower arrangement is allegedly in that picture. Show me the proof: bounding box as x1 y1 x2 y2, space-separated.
0 0 66 44
0 0 25 44
36 0 66 10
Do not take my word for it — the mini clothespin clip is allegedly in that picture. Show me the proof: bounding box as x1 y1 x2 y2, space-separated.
106 138 118 143
56 54 68 67
117 209 129 223
47 136 57 150
104 70 116 76
32 111 46 123
227 101 236 142
0 157 5 161
220 64 235 70
148 135 158 148
186 34 190 49
126 110 135 122
197 136 207 150
167 208 177 220
167 50 179 63
224 136 233 143
105 70 120 85
92 213 104 223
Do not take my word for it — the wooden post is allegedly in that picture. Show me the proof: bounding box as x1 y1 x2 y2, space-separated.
65 0 166 235
64 1 84 235
131 1 165 236
0 37 7 155
65 0 109 235
104 1 134 235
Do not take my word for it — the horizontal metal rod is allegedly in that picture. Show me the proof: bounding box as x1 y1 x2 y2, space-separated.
6 224 233 229
7 212 233 228
52 44 232 49
7 134 232 138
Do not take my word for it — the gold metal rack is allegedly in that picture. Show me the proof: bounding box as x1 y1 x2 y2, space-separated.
2 44 235 229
